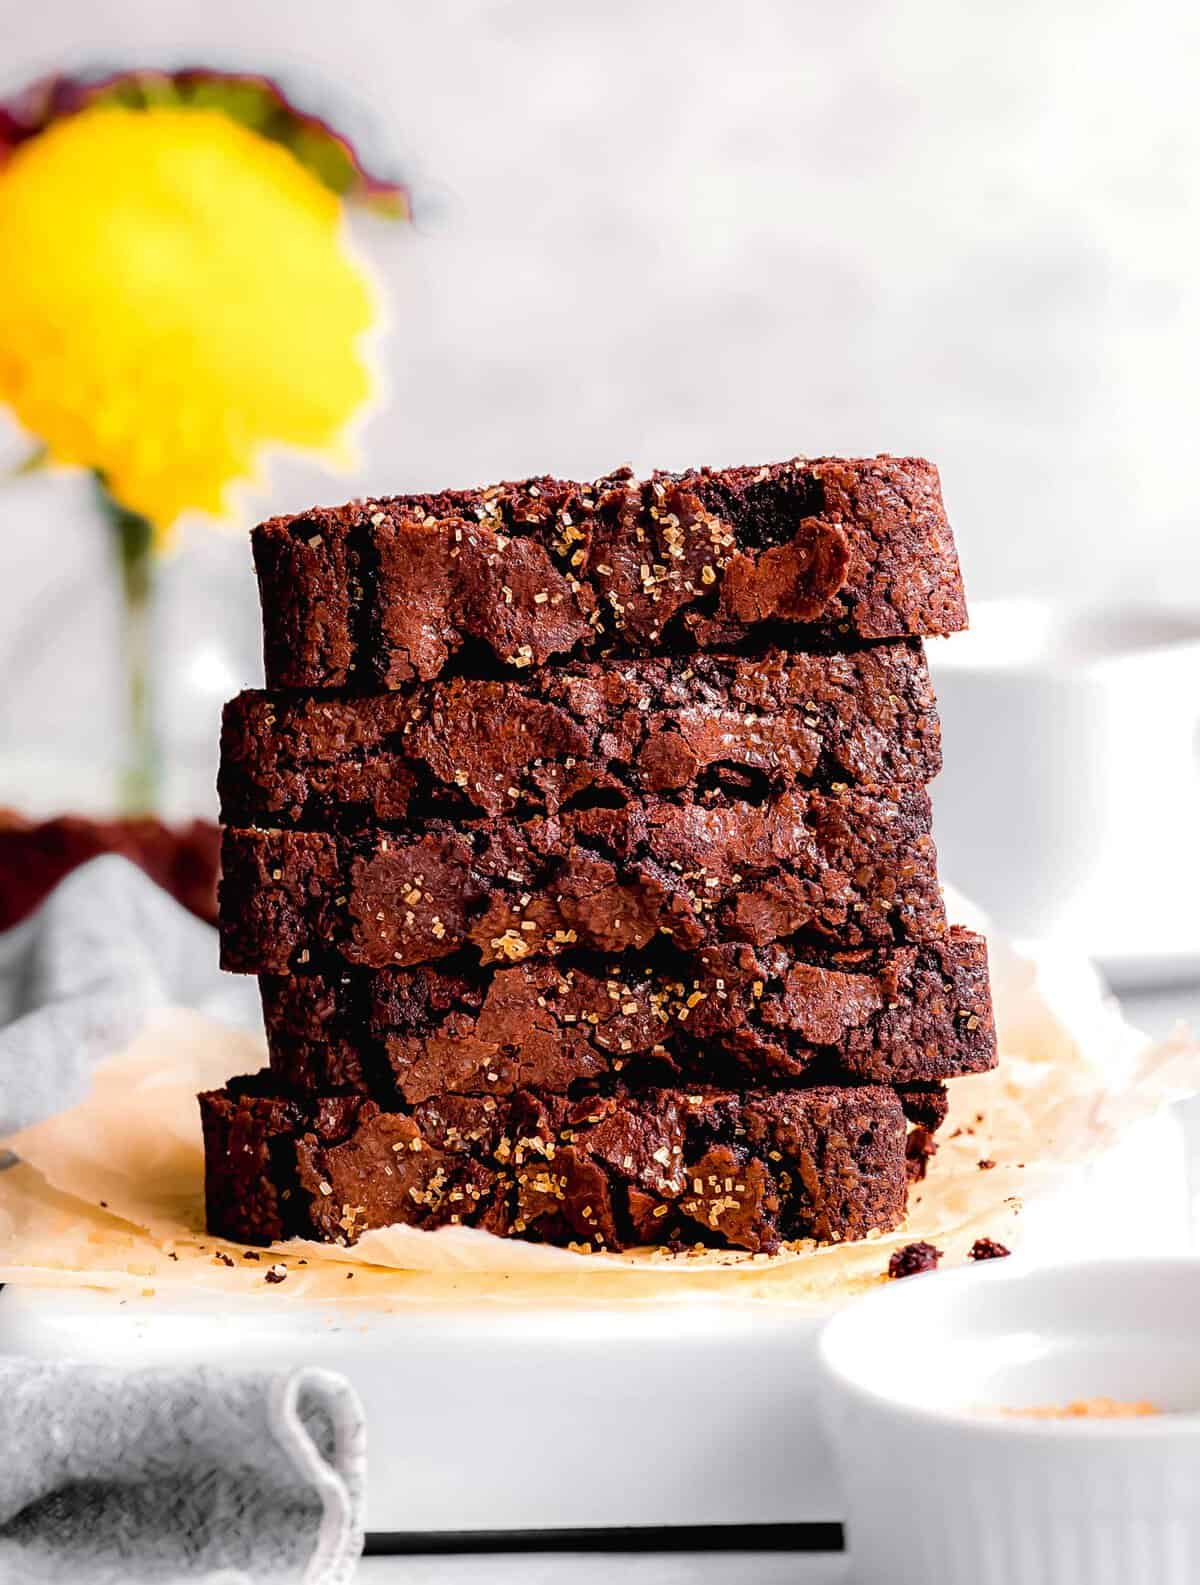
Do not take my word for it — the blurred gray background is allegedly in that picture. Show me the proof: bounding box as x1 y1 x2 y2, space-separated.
1 0 1198 820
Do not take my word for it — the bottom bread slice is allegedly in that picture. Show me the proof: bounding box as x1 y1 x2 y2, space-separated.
200 1077 910 1255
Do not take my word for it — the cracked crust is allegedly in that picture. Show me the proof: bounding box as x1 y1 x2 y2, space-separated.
218 785 945 974
220 643 941 830
199 1075 909 1253
259 927 995 1101
253 456 966 688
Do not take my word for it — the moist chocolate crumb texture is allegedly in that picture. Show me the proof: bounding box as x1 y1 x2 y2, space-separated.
220 643 941 829
219 784 945 974
259 927 995 1102
252 457 966 689
200 1077 909 1254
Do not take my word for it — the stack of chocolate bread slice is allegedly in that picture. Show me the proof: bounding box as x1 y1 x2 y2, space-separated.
203 457 997 1256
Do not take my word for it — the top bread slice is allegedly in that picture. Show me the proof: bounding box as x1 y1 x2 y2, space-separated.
253 455 966 689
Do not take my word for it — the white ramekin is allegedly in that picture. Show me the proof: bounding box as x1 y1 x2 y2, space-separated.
818 1258 1200 1585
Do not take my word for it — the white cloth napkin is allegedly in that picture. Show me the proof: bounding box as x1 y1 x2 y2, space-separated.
0 858 366 1583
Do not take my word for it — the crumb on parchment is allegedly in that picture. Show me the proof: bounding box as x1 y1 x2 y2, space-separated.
888 1240 942 1279
968 1237 1011 1261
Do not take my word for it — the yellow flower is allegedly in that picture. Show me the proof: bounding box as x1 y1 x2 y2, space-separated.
0 103 377 538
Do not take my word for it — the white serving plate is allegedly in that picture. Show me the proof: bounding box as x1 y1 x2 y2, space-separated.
0 1092 1187 1537
0 1286 829 1535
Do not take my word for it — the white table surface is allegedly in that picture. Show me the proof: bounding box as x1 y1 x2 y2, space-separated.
349 975 1196 1584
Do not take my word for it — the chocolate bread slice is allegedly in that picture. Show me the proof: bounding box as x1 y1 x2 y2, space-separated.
220 643 941 830
200 1076 909 1254
259 928 995 1102
219 785 944 974
253 456 966 689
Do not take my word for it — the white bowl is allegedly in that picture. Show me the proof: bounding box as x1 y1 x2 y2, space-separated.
818 1259 1200 1584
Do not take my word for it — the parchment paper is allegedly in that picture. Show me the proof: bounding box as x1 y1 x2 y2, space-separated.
2 895 1196 1312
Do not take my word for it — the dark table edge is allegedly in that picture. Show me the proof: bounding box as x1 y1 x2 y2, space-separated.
364 1523 844 1555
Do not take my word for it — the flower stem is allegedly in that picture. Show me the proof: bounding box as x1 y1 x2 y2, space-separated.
96 479 160 814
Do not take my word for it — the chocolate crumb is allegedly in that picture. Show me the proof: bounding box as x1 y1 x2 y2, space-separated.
264 1264 288 1284
968 1237 1011 1261
214 1252 235 1268
977 1159 996 1170
888 1240 942 1279
905 1127 938 1184
242 1250 261 1260
345 1271 355 1279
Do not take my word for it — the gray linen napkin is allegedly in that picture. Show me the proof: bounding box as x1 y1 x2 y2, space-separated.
0 857 367 1582
0 854 259 1136
0 1361 366 1584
